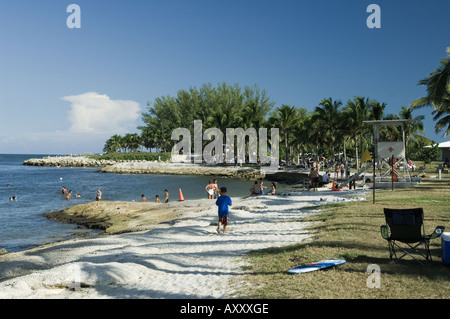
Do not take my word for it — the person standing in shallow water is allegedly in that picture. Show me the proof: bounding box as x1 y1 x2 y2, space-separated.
96 188 102 201
205 180 215 199
250 181 260 195
213 179 219 199
163 189 169 203
267 182 276 195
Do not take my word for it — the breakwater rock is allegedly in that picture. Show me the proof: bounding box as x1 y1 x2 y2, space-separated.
44 200 202 234
23 156 116 167
23 156 265 180
99 161 265 180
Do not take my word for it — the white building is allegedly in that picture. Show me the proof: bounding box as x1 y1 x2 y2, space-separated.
439 141 450 161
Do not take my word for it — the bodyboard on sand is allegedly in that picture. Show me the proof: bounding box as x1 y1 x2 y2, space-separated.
288 259 346 274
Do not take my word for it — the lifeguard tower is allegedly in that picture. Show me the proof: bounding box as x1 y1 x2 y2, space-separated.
336 119 418 190
364 119 418 187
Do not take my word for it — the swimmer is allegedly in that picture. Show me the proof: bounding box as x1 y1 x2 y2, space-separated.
163 189 169 203
141 194 147 202
205 180 215 199
267 182 276 195
213 179 219 198
96 188 102 201
155 195 161 203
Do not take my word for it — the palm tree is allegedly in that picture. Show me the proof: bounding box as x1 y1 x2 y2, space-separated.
291 108 310 164
411 49 450 136
307 116 325 163
269 105 298 165
370 100 386 121
123 133 141 152
311 98 342 162
398 106 425 149
103 134 124 153
343 97 372 169
239 85 274 130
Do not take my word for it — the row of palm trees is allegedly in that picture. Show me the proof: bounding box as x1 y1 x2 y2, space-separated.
103 48 449 167
266 98 425 169
104 86 426 169
103 133 141 153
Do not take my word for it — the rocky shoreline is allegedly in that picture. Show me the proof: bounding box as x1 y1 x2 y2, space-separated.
99 161 266 180
23 156 266 180
44 199 213 235
23 156 116 167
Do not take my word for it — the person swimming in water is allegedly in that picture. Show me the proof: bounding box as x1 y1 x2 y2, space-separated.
163 189 169 203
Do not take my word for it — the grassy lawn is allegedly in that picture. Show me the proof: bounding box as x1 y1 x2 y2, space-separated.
235 164 450 299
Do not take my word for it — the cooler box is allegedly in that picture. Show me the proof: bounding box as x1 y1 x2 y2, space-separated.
442 232 450 265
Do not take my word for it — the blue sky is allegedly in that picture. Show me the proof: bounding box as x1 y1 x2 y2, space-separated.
0 0 449 154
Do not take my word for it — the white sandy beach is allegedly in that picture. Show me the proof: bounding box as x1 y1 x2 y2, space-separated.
0 188 367 299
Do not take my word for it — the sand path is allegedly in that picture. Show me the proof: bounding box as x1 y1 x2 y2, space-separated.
0 189 367 299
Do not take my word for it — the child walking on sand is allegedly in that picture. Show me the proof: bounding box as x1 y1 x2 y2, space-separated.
215 186 232 233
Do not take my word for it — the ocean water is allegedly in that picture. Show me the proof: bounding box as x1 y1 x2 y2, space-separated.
0 154 288 252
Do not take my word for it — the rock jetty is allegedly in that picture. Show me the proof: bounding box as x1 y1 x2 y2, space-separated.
23 156 265 180
99 161 265 180
23 156 116 167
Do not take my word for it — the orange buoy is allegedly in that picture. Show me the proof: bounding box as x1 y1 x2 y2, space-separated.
179 188 185 201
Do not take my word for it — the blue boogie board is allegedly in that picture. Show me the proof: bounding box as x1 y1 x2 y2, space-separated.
288 259 346 274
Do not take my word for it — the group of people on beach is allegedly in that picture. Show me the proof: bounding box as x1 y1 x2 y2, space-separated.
249 180 276 196
202 178 232 233
141 189 169 203
137 179 232 234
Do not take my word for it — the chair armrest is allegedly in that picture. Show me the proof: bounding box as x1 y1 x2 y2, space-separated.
380 225 389 240
425 226 445 240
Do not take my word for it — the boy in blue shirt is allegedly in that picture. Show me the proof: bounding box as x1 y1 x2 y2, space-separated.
215 186 232 233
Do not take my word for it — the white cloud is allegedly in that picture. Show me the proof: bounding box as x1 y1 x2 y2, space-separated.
61 92 140 135
0 92 142 154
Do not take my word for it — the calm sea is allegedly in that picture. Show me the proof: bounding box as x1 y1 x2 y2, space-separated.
0 154 289 252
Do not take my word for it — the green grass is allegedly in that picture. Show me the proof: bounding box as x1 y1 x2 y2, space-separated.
233 177 450 299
